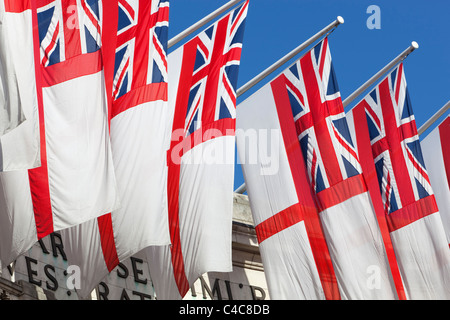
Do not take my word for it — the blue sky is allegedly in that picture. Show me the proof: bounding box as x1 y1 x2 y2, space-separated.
168 0 450 190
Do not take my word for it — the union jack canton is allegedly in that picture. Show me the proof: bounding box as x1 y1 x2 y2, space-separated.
113 0 169 103
357 63 437 230
183 0 248 137
280 38 363 203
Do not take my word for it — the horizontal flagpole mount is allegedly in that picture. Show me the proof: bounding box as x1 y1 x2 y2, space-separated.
418 100 450 136
236 16 345 98
168 0 244 49
342 41 419 109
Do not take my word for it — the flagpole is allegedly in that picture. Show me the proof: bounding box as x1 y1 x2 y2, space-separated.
168 0 244 49
234 16 344 194
236 16 345 98
342 41 419 109
234 183 246 194
418 100 450 136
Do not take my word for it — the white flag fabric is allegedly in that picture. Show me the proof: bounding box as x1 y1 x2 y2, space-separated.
0 1 26 136
347 64 450 299
146 1 249 300
236 76 340 300
0 169 38 266
60 0 171 299
0 0 119 266
0 2 40 263
421 115 450 246
0 0 40 170
238 37 399 299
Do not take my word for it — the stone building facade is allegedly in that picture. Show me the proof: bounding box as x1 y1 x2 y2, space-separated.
0 194 269 300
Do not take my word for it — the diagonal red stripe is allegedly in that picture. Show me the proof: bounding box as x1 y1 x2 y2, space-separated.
80 0 101 35
230 0 248 34
118 0 135 20
112 58 130 99
200 16 228 126
318 37 328 81
394 63 403 104
378 77 416 205
42 22 60 67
